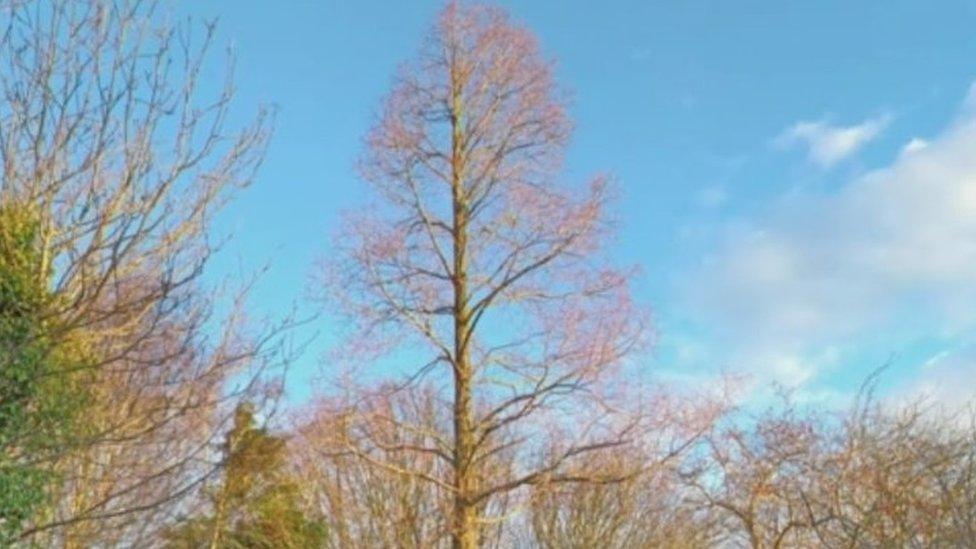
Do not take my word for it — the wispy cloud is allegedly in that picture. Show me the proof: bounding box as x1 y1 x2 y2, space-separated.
775 115 891 167
884 344 976 421
902 137 929 154
916 347 976 409
683 84 976 390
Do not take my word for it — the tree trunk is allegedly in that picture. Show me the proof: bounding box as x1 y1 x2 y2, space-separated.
450 59 478 549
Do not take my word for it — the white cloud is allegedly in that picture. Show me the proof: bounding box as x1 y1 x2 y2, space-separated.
685 84 976 388
775 115 891 167
916 349 976 410
885 345 976 421
902 137 929 154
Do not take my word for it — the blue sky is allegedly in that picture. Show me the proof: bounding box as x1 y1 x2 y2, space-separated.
185 1 976 407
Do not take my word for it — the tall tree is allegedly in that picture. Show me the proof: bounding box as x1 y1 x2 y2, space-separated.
323 2 645 546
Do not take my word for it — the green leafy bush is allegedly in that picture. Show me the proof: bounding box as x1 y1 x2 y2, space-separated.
0 204 88 543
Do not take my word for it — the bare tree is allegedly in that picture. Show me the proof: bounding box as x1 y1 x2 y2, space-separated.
687 381 976 549
813 398 976 548
528 389 726 549
294 386 456 548
689 401 833 549
320 1 645 546
0 0 284 544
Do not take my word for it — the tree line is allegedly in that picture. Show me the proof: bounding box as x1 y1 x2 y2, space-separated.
1 1 973 547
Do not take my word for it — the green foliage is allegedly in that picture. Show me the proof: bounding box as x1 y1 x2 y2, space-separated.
0 204 88 544
165 404 327 548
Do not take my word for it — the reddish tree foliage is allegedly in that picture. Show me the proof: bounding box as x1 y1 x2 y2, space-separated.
320 2 646 546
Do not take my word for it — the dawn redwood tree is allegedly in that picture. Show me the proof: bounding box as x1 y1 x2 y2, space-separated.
324 2 645 546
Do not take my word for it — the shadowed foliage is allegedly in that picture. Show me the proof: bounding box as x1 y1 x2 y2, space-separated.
165 403 326 549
